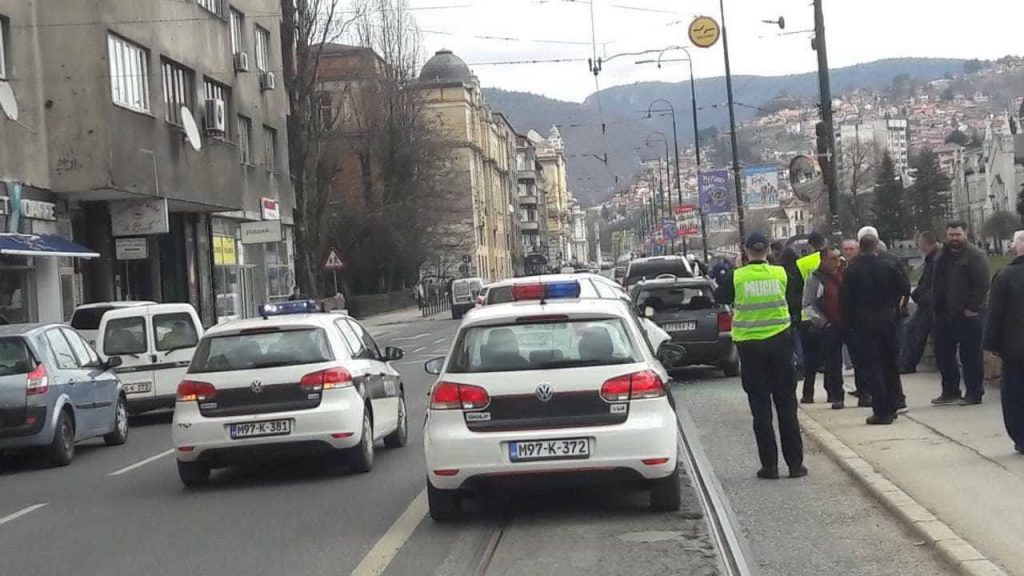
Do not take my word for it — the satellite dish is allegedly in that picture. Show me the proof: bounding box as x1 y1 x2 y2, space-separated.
789 155 824 202
0 81 19 122
181 106 202 151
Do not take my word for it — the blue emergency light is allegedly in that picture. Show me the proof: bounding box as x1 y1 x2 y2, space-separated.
511 280 581 302
259 299 321 318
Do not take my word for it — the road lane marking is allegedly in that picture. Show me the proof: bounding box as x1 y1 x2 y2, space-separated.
391 334 429 342
0 503 47 527
349 488 427 576
433 338 446 344
411 346 426 353
109 449 174 476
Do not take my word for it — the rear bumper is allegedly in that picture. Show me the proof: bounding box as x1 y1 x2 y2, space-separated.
0 406 49 447
126 394 175 414
670 336 735 366
424 399 679 491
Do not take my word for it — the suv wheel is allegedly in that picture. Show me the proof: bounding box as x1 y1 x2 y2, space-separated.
103 395 129 446
650 467 682 511
177 460 210 488
427 482 461 521
347 409 375 473
47 410 75 467
383 395 408 448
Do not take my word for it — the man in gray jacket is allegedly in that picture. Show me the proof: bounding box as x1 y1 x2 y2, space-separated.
931 221 991 405
983 230 1024 453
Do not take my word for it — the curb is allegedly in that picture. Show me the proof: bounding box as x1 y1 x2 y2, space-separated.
797 410 1009 576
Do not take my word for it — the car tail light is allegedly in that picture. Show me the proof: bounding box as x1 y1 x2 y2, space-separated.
430 381 490 410
176 380 216 402
26 364 48 396
300 367 353 391
433 469 459 476
642 457 671 466
718 311 733 332
600 370 665 402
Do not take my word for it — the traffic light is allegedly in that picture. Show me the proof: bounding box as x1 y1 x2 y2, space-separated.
815 121 833 190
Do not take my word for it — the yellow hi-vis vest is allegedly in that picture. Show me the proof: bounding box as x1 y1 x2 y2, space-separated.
796 250 822 321
732 263 791 342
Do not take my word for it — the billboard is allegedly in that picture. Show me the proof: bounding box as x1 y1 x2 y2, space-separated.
662 219 677 240
707 213 737 233
698 170 732 214
743 165 781 208
674 204 700 237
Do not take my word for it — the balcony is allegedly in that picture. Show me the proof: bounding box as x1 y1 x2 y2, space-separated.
520 221 540 232
518 169 538 181
518 195 539 206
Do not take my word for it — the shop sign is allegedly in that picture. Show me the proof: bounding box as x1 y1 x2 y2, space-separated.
213 236 238 266
0 196 57 221
115 238 149 260
261 197 281 221
240 220 283 244
110 198 170 237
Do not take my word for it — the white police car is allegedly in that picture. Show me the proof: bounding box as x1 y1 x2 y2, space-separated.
422 280 683 520
171 301 408 487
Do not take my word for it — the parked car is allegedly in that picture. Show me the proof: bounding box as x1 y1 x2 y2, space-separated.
96 303 204 414
450 278 483 320
623 256 695 291
69 301 155 346
631 276 739 377
0 323 127 466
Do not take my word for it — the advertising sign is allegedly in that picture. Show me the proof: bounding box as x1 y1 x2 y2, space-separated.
707 213 737 233
698 170 732 215
110 198 170 237
743 165 781 208
240 220 283 244
114 238 148 260
675 204 700 237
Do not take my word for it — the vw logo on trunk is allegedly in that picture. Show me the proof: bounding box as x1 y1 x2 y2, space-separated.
250 379 264 394
535 383 554 402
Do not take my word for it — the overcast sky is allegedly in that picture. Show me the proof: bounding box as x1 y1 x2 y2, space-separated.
410 0 1024 102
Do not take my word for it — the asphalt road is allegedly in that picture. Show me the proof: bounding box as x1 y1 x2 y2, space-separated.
0 313 956 576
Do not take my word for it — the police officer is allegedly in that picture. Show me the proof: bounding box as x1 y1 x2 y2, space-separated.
716 232 807 479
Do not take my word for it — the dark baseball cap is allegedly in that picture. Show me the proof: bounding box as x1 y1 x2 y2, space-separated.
745 232 770 250
808 231 825 246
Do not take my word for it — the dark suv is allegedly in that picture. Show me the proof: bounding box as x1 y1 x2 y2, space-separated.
631 276 739 376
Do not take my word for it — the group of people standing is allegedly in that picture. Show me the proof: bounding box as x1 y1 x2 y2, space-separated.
717 222 1024 480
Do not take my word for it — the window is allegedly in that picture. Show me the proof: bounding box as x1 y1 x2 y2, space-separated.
0 337 34 376
265 240 291 300
238 115 252 164
108 34 151 113
190 328 333 373
229 8 244 54
0 15 9 79
334 320 364 357
62 328 99 367
263 125 277 171
197 0 223 16
343 319 381 360
161 59 194 125
203 78 231 137
70 307 115 331
103 317 148 356
153 313 199 352
254 25 270 72
45 329 79 370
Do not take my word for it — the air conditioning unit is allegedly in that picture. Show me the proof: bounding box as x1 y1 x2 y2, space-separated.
233 51 249 73
204 98 227 136
260 71 276 91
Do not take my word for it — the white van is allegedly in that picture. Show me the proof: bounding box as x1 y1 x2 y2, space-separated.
96 303 204 414
69 301 156 346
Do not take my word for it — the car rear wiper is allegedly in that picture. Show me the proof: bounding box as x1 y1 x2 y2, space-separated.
537 358 634 369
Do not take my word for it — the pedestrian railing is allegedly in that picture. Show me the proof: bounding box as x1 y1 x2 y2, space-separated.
419 293 450 317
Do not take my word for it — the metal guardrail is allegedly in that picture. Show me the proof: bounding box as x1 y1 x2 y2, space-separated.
419 293 450 317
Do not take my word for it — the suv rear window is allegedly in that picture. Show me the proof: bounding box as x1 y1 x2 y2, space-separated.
636 285 715 313
70 307 113 330
0 337 34 376
626 260 692 285
190 328 333 373
447 318 639 373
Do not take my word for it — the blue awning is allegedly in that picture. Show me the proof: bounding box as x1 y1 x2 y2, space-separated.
0 233 99 259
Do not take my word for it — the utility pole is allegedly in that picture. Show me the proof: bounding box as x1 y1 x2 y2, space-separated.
813 0 841 242
720 0 746 244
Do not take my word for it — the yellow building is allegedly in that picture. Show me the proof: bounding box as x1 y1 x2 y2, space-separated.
530 127 572 268
416 50 516 282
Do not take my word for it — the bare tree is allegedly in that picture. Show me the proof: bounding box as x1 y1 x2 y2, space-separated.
839 139 878 230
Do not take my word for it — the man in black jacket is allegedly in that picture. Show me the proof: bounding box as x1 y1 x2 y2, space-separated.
900 231 940 373
841 235 911 424
931 221 991 405
983 230 1024 454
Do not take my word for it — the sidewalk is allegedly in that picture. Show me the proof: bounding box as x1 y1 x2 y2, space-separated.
800 372 1024 575
358 306 447 330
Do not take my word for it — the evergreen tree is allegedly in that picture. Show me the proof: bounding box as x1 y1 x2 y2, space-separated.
872 152 908 241
907 148 952 236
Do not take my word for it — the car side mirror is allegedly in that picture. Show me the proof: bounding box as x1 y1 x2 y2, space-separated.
644 306 655 319
105 356 124 370
657 343 686 366
384 346 404 362
424 356 445 375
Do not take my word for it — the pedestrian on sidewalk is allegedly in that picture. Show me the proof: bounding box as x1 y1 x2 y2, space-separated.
931 221 991 406
841 234 910 425
796 232 828 385
716 232 806 480
780 246 806 377
802 247 846 409
983 230 1024 454
900 231 940 374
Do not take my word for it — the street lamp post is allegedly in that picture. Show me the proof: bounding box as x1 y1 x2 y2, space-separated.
648 131 674 253
719 0 747 245
812 0 841 242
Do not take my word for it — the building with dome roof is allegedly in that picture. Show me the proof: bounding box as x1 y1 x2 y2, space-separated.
415 49 520 281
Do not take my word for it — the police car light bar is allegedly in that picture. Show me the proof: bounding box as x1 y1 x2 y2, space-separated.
511 280 581 302
259 299 321 318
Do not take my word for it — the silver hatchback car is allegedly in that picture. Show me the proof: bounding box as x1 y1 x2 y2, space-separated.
0 323 128 466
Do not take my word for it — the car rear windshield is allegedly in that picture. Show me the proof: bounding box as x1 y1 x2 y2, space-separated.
487 285 514 304
0 337 34 376
189 328 333 373
447 318 640 373
70 307 113 330
626 260 692 284
636 285 715 313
